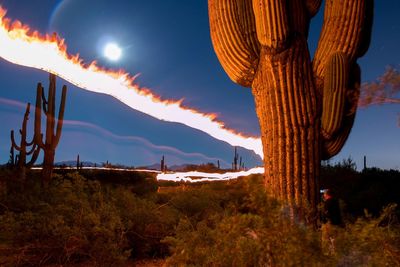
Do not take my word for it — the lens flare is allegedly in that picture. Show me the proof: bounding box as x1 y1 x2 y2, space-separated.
0 6 263 159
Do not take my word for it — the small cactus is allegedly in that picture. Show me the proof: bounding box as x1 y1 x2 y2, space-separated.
161 155 165 172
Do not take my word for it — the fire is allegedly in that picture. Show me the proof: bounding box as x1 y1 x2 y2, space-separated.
156 167 264 183
0 6 263 158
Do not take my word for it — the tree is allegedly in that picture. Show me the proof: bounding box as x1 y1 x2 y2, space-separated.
208 0 373 214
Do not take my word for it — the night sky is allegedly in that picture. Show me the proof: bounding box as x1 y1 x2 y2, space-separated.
0 0 398 170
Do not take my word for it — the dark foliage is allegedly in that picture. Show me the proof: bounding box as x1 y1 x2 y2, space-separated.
0 166 398 266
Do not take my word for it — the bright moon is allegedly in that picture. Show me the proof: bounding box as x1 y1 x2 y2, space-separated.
104 43 122 61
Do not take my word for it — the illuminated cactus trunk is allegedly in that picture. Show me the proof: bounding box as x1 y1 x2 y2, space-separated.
35 74 67 186
209 0 373 213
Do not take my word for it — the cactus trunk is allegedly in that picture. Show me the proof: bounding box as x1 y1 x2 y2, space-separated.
252 40 319 210
42 149 55 186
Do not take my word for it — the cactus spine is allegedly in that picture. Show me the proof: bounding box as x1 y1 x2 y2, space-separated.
10 103 40 179
34 74 67 186
209 0 373 212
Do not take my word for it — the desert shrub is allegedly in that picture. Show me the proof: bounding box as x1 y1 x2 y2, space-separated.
334 204 400 266
0 173 135 266
164 175 400 266
164 184 327 267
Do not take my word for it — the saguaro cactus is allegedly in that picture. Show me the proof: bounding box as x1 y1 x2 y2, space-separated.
233 147 239 171
34 74 67 186
10 103 40 179
209 0 373 211
161 155 165 172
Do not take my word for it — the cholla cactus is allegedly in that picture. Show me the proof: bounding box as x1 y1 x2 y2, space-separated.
209 0 373 211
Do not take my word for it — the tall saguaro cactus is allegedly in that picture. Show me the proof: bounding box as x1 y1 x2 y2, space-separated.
209 0 373 211
34 74 67 186
10 103 40 180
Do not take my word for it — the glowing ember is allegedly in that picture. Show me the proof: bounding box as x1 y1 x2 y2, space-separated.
0 6 263 158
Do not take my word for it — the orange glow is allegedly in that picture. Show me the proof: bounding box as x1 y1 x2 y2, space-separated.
0 6 263 158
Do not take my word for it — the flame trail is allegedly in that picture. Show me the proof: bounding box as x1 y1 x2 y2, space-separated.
0 6 263 158
31 166 265 183
156 167 264 183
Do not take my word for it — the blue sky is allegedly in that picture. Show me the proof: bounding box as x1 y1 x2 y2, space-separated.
0 0 398 170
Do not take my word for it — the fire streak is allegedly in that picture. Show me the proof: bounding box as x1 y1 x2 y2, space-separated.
31 166 265 182
156 167 264 183
0 6 263 158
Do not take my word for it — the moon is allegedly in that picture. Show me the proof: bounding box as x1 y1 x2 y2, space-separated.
104 43 122 61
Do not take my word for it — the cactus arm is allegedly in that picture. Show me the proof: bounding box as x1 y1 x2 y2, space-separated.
356 0 374 58
46 74 56 145
252 0 290 50
34 83 45 148
313 0 371 85
305 0 322 17
26 145 40 168
208 0 259 87
321 62 361 159
26 139 35 146
41 87 48 114
26 142 38 156
54 85 67 147
321 52 348 140
10 130 21 151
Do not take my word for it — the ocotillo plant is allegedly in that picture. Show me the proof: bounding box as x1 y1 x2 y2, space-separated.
34 74 67 186
10 103 40 180
209 0 373 212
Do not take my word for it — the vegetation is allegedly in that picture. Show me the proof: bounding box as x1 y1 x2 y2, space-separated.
208 0 373 212
9 103 40 180
0 163 399 266
34 73 67 186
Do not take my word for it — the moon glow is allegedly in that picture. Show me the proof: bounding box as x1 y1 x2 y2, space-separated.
104 43 122 61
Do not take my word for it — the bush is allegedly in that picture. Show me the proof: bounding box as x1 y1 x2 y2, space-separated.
0 169 399 266
163 177 327 266
0 172 131 266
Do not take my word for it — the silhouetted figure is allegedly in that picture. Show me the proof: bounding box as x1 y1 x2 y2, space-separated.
321 189 343 255
323 189 342 226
